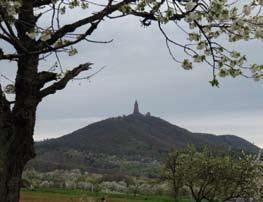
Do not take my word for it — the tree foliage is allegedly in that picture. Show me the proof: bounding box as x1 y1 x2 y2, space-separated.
163 146 263 202
162 150 185 202
0 0 262 92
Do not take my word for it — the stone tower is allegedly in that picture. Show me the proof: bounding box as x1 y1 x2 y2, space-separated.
133 100 140 114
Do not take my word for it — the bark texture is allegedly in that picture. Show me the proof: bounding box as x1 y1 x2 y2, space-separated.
0 55 39 202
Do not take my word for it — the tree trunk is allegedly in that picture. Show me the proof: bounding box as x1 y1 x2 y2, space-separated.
0 126 35 202
0 55 39 202
0 157 26 202
172 178 180 202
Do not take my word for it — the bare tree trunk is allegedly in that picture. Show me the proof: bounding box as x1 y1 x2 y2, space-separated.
0 85 14 201
0 55 38 202
0 158 26 202
0 123 35 202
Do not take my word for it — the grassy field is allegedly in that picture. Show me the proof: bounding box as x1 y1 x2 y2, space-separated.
20 188 191 202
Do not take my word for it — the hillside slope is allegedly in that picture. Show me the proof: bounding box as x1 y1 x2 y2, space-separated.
28 112 259 176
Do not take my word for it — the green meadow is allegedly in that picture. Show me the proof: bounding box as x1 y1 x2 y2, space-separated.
21 188 191 202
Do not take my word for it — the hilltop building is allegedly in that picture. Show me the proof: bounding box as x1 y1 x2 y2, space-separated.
132 100 150 117
133 100 140 114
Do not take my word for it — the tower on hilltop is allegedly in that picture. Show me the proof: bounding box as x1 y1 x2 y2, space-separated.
133 100 140 114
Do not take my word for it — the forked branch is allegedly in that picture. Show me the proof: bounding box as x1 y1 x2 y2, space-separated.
38 62 93 99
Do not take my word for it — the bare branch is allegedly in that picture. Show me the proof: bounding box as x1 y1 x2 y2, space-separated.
74 65 106 80
37 71 57 89
38 62 93 99
33 0 52 8
0 32 16 46
0 48 19 61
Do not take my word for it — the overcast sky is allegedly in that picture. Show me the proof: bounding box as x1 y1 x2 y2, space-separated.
1 12 262 147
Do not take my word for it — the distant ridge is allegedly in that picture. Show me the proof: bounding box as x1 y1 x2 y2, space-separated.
28 101 259 176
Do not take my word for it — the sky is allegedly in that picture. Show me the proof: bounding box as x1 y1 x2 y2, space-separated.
0 9 262 147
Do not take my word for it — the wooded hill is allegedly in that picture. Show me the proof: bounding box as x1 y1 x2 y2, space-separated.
28 111 259 177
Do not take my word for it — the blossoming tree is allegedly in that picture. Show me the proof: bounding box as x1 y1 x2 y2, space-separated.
0 0 262 201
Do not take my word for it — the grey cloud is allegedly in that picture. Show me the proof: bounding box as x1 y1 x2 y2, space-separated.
0 11 262 147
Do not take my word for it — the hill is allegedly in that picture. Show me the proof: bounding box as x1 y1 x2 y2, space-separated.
28 102 259 176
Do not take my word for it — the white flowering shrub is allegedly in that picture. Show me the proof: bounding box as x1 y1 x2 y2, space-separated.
100 181 128 193
77 182 93 190
39 180 52 188
22 169 170 196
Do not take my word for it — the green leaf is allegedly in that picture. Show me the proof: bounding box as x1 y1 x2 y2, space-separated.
209 79 220 87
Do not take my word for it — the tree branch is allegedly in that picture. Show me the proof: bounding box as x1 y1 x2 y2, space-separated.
129 10 185 22
36 20 101 55
38 0 135 48
0 48 19 61
128 1 200 25
0 32 16 47
38 62 93 99
33 0 52 7
37 71 58 89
